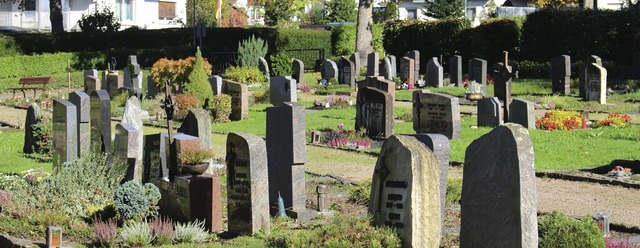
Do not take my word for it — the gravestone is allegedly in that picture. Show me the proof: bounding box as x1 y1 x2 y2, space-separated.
226 132 270 235
90 90 111 154
266 102 315 220
412 91 460 139
123 67 131 89
23 103 41 154
381 57 393 80
368 135 441 248
389 55 397 79
292 58 304 85
449 55 463 87
222 80 248 120
258 57 270 79
208 75 223 96
367 52 379 77
113 123 141 181
147 76 158 99
550 55 571 95
492 61 514 121
400 57 415 85
349 53 361 77
321 60 338 80
166 134 201 181
339 56 355 87
355 87 394 138
84 69 98 78
177 109 213 153
468 58 488 96
404 50 420 85
460 123 537 248
52 99 78 168
509 98 535 129
69 91 90 158
270 76 297 106
579 55 602 98
143 133 169 183
403 133 450 235
169 173 223 232
105 74 122 97
585 63 607 104
477 97 503 127
84 76 101 96
425 57 444 87
360 76 396 102
121 96 144 181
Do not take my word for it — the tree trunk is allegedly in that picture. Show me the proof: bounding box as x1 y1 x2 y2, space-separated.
356 0 373 67
49 0 64 33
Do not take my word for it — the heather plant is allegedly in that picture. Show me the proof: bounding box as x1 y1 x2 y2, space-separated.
593 113 632 128
298 83 315 93
539 211 604 248
120 221 154 247
114 181 161 222
270 53 292 76
237 35 268 68
184 47 214 108
93 217 118 247
150 216 174 246
174 220 210 244
535 110 584 131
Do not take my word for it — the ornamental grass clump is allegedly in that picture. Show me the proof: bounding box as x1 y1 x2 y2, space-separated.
535 110 584 131
120 221 154 247
178 148 214 165
174 220 210 244
593 113 632 128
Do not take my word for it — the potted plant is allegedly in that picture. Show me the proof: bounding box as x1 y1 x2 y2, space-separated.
178 148 214 177
465 80 484 101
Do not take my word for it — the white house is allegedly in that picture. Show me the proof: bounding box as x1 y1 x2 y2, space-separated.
0 0 186 32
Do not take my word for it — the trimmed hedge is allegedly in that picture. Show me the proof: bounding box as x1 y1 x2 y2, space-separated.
331 24 385 56
0 53 74 78
456 18 521 64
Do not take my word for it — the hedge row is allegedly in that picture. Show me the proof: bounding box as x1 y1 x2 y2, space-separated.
331 24 385 56
0 53 74 78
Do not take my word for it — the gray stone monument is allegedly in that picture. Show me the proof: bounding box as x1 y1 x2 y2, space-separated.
52 99 78 168
321 59 338 80
23 103 41 154
460 123 538 248
90 90 111 154
449 55 463 87
105 73 122 98
401 57 415 86
222 80 248 121
356 87 394 138
339 56 355 87
404 50 420 85
84 69 98 78
389 55 397 79
349 53 361 77
585 63 607 104
359 76 396 102
123 67 131 89
292 58 304 86
550 55 571 95
469 58 488 96
579 55 602 98
69 91 90 158
226 132 270 235
121 96 144 180
114 123 141 181
209 75 223 96
84 76 101 96
258 57 270 79
477 97 503 127
369 135 441 248
412 91 460 139
367 52 379 77
381 57 393 80
143 133 166 183
177 109 213 153
266 102 315 220
270 76 297 106
425 57 444 87
147 75 158 99
508 98 535 129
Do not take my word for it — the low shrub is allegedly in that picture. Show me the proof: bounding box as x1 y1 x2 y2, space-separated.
114 181 161 222
31 116 52 158
120 221 154 247
593 113 632 128
270 52 292 77
222 66 267 85
93 217 118 247
174 220 210 244
174 94 199 120
538 211 604 248
535 110 584 131
0 52 73 79
150 216 174 246
446 178 462 205
512 60 550 79
347 179 371 205
252 84 270 104
110 92 130 116
77 6 120 33
208 94 232 123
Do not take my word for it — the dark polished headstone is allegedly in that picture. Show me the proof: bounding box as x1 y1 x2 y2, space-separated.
339 56 355 87
550 55 571 95
477 97 502 127
404 50 420 85
468 58 487 96
585 63 607 104
367 52 379 77
90 90 111 155
114 123 141 181
23 103 41 154
270 76 297 106
449 55 463 87
579 55 602 98
508 98 535 129
355 87 394 138
52 99 78 168
426 57 444 87
292 58 304 86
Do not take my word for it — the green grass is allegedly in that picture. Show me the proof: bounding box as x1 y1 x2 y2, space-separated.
0 129 51 173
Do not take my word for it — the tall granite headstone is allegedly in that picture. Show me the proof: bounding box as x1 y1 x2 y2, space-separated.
321 60 338 80
123 67 131 90
401 57 415 85
355 87 394 138
389 55 397 79
477 97 503 127
412 91 461 139
113 123 141 181
585 63 607 104
349 53 361 77
177 109 213 153
90 90 111 154
404 50 420 85
226 132 270 235
550 55 571 95
69 91 90 158
147 75 158 99
381 57 393 80
292 58 304 85
508 98 535 129
469 58 488 96
367 52 379 77
579 55 602 98
369 135 441 248
266 102 314 220
105 73 122 97
425 57 444 87
52 99 78 168
121 96 144 181
258 57 270 79
208 75 223 96
143 133 166 183
222 80 248 120
449 55 463 87
460 123 537 248
339 56 355 87
23 103 41 154
270 76 297 106
84 76 101 96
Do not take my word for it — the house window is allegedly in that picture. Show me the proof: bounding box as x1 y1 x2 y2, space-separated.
406 9 417 20
116 0 133 21
158 1 175 20
23 0 36 11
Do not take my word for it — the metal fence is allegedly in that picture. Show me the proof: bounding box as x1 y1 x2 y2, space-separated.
207 48 325 74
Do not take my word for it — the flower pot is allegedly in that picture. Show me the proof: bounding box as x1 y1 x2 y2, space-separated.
181 162 209 177
465 93 484 101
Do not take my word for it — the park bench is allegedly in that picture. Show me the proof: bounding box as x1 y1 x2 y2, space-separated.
7 76 50 99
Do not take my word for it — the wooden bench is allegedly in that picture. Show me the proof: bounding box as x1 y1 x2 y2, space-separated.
7 76 51 99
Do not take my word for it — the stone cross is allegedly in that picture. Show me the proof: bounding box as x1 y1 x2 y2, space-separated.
492 51 517 121
127 55 142 99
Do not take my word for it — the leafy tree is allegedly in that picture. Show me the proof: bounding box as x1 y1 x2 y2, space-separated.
261 0 295 26
327 0 357 22
186 0 217 27
532 0 579 8
421 0 464 19
77 7 121 32
303 8 328 25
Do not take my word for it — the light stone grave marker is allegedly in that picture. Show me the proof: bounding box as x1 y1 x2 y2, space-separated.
222 80 248 120
579 55 602 98
270 76 297 106
69 91 90 158
52 99 78 168
209 75 223 96
412 91 460 139
114 123 140 181
585 63 607 104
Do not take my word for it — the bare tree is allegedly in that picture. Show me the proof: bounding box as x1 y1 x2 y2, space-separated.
356 0 374 66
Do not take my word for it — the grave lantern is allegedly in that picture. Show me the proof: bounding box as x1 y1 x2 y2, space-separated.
46 226 63 247
592 212 610 237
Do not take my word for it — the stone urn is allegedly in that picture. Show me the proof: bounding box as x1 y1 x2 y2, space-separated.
465 93 484 101
181 162 210 177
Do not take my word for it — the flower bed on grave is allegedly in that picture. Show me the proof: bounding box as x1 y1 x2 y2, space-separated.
308 124 374 150
535 111 633 131
310 95 353 110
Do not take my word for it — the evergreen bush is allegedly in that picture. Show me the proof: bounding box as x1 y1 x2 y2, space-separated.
539 211 605 248
183 47 214 108
222 66 267 85
270 53 292 76
114 181 161 221
237 35 268 68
